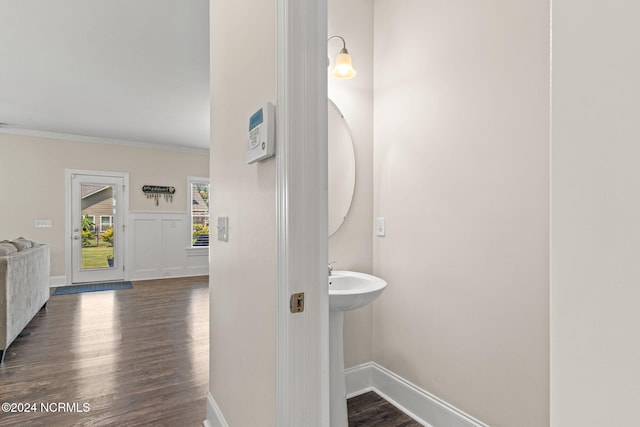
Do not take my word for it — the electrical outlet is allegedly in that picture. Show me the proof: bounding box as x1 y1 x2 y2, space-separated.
375 217 385 237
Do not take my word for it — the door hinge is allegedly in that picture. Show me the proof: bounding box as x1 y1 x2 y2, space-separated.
290 292 304 313
123 265 125 271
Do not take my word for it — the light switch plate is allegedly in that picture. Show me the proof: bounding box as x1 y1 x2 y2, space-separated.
217 217 228 242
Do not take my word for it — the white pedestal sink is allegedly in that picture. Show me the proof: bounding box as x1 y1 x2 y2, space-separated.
329 271 387 427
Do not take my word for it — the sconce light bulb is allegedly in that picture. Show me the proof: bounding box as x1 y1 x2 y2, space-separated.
332 52 357 79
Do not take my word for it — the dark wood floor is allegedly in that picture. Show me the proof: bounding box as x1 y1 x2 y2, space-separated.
0 276 209 427
1 276 417 426
348 391 423 427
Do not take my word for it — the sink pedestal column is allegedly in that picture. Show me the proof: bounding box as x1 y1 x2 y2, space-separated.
328 271 387 426
330 310 348 427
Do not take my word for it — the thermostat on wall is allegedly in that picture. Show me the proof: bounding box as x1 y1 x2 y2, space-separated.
246 102 275 164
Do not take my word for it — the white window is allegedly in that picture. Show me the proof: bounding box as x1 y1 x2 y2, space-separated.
189 177 210 247
100 215 113 232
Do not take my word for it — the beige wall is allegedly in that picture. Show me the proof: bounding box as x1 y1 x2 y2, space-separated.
551 0 640 425
208 0 277 424
0 133 208 276
328 0 375 369
372 1 550 426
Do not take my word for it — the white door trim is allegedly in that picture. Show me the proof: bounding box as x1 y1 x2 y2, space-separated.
65 169 130 285
276 0 329 424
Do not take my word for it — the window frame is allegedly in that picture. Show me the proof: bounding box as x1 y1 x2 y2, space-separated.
188 176 210 248
100 215 113 232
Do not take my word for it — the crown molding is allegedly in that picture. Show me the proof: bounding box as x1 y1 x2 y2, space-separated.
0 127 209 155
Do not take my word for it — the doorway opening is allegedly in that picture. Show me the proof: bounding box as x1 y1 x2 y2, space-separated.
65 170 129 284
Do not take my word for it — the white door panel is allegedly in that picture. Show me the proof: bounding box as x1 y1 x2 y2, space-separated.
70 173 125 283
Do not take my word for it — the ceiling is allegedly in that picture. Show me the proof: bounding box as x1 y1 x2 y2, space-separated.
0 0 210 151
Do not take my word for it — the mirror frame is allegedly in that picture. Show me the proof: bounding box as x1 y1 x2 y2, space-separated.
328 98 356 237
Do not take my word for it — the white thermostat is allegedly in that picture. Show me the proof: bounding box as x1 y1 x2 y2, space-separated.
246 102 275 164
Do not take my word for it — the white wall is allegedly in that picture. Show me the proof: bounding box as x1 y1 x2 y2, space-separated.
551 0 640 425
372 1 550 426
328 0 375 369
0 133 209 279
208 0 277 424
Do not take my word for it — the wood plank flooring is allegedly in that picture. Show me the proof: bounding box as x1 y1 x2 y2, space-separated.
1 276 418 426
0 276 208 427
348 391 423 427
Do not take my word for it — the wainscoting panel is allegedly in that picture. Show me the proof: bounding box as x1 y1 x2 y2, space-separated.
132 217 163 274
161 218 187 271
129 212 208 281
186 248 209 271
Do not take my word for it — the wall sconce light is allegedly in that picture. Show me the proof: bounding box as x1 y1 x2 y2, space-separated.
328 35 356 79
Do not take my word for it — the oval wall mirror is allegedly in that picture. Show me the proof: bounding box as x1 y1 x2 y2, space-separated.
328 99 356 237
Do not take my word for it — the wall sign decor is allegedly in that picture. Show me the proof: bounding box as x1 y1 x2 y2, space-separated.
142 185 176 206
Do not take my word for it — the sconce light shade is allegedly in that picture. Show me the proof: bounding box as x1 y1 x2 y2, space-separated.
328 36 357 79
332 49 357 79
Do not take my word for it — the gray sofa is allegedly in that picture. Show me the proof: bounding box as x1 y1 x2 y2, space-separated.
0 238 50 363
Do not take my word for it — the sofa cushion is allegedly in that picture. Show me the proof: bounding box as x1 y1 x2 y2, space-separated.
0 243 17 256
10 237 34 252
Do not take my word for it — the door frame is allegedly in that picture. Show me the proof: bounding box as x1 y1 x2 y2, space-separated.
276 0 329 424
65 169 130 285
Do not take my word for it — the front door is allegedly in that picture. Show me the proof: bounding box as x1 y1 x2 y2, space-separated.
70 172 125 283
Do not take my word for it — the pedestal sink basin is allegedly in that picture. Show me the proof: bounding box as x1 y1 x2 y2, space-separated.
328 271 387 427
329 271 387 311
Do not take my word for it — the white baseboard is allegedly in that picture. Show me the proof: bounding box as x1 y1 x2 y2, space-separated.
127 269 209 282
49 276 67 287
345 362 489 427
51 273 207 287
204 392 229 427
202 364 487 427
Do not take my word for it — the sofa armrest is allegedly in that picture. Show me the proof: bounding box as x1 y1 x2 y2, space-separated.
0 244 50 350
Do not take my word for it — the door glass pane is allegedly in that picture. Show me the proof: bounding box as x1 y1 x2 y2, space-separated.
80 184 116 269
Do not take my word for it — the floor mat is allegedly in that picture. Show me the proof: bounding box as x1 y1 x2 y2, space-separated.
52 281 133 295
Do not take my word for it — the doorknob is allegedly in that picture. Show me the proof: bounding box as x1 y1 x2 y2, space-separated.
73 235 80 240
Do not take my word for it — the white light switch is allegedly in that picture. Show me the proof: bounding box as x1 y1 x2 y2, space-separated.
35 220 52 228
375 217 385 237
217 217 229 242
